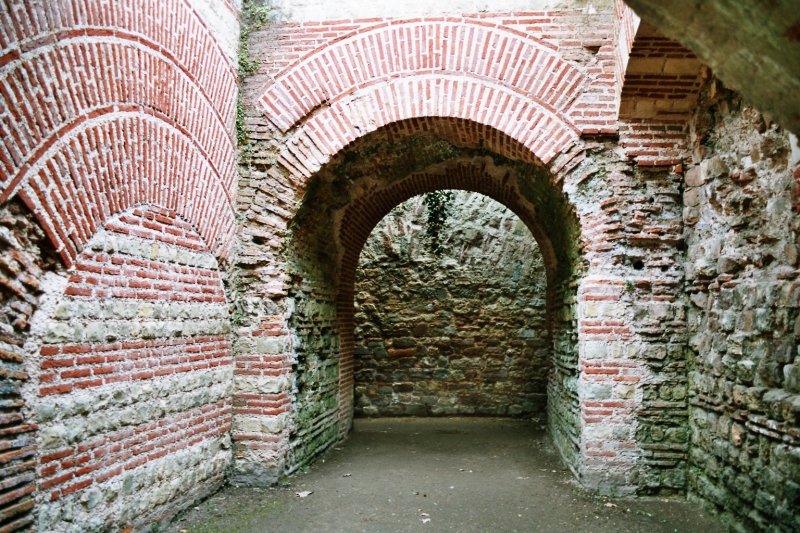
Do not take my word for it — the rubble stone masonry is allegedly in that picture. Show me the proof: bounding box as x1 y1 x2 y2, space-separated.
684 77 800 531
353 192 550 418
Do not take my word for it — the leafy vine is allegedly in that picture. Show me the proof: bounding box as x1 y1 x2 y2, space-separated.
423 190 454 256
236 0 270 151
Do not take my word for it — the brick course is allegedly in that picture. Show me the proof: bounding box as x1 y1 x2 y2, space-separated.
32 207 233 531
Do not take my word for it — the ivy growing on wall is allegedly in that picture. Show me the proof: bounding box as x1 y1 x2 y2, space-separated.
423 190 455 256
236 0 270 149
238 0 269 75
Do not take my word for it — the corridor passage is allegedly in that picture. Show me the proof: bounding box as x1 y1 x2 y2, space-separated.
169 418 724 533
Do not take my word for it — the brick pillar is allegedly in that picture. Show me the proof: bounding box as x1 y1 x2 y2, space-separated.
577 276 643 494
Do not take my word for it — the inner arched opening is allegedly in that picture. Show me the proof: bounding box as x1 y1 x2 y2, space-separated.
353 191 550 418
283 118 584 476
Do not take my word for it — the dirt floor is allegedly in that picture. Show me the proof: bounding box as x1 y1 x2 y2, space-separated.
167 418 724 533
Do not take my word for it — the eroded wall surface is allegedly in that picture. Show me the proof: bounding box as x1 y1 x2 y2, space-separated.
353 192 550 417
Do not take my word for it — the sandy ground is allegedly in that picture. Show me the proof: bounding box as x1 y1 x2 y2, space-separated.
167 418 724 533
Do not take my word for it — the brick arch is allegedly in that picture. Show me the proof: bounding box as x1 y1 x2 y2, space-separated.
278 76 580 181
0 0 237 118
286 116 585 294
316 155 582 435
261 18 589 181
0 2 237 261
261 18 585 130
233 114 587 482
0 36 236 200
13 111 235 266
336 162 560 300
332 161 571 430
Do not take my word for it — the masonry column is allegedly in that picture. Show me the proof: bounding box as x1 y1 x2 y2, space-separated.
578 275 643 495
566 153 687 495
232 313 294 484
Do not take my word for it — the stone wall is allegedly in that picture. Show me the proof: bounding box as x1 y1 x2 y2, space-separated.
353 191 549 417
684 76 800 531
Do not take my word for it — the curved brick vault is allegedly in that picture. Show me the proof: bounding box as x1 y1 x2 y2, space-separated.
332 156 572 432
0 0 238 264
625 0 800 134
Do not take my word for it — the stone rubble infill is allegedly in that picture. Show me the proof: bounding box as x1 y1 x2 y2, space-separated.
38 435 231 533
89 229 220 269
36 367 233 448
354 191 550 418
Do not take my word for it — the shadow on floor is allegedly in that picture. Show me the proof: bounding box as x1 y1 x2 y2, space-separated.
168 418 723 533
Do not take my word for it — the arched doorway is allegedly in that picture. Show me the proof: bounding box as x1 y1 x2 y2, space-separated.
275 119 585 479
234 14 688 497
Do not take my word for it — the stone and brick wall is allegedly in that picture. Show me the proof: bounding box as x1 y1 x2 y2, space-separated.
684 77 800 531
237 0 614 482
617 21 703 168
557 143 688 494
0 0 239 529
0 1 797 531
236 0 691 497
353 191 550 417
32 207 233 531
